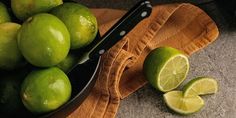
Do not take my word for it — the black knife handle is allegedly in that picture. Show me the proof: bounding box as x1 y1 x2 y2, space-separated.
88 0 152 59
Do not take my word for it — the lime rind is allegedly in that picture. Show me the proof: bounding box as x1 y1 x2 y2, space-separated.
183 77 218 97
21 67 71 114
11 0 63 20
158 54 189 92
51 2 98 49
0 2 11 24
164 91 204 115
144 47 190 92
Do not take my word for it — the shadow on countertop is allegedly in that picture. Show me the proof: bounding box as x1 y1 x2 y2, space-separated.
74 0 235 30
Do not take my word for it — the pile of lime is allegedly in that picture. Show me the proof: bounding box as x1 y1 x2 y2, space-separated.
0 0 98 115
144 47 218 115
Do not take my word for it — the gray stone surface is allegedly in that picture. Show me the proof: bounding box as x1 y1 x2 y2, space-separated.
76 0 235 117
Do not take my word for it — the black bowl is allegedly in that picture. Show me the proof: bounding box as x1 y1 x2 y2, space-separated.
1 0 152 117
39 33 102 118
0 32 101 118
1 1 102 116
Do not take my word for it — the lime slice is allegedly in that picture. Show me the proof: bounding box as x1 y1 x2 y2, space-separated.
144 47 189 92
183 77 218 97
164 91 204 115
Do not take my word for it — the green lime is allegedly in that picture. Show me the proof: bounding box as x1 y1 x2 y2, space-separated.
57 53 78 73
11 0 63 20
0 23 24 70
51 2 98 49
183 77 218 97
0 70 29 116
0 2 11 24
143 47 189 92
17 13 70 67
21 67 71 114
164 91 204 115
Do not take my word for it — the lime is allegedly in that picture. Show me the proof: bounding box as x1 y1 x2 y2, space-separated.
51 2 98 49
57 53 78 73
164 91 204 115
0 70 29 116
11 0 63 20
17 13 70 67
0 23 24 70
183 77 218 97
143 47 189 92
0 2 11 24
21 67 71 114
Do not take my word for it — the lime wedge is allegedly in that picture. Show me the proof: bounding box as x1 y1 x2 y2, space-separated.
144 47 189 92
164 91 204 115
183 77 218 97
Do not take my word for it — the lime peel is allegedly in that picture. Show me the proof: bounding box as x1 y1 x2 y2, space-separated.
144 47 190 92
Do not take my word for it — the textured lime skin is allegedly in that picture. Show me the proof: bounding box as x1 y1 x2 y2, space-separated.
0 2 11 23
11 0 63 20
21 67 71 114
0 23 23 70
143 47 189 92
57 53 78 73
51 2 98 49
17 13 70 67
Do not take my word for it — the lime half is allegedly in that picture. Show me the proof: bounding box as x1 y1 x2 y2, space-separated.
183 77 218 97
164 91 204 115
144 47 189 92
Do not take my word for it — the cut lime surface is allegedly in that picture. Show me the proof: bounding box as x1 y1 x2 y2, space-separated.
183 77 218 97
144 47 189 92
164 91 204 115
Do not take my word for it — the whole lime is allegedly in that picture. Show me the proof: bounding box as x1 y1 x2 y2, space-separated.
17 13 70 67
11 0 63 21
0 2 11 24
0 23 24 70
57 53 78 73
51 2 98 49
0 70 29 116
21 67 71 114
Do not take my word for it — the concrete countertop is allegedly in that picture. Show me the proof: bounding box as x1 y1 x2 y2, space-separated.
76 0 236 117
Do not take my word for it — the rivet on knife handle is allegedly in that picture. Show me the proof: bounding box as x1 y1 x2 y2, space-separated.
88 0 152 59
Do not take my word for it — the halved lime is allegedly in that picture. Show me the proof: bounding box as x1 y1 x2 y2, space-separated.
143 47 189 92
164 91 204 115
183 77 218 97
